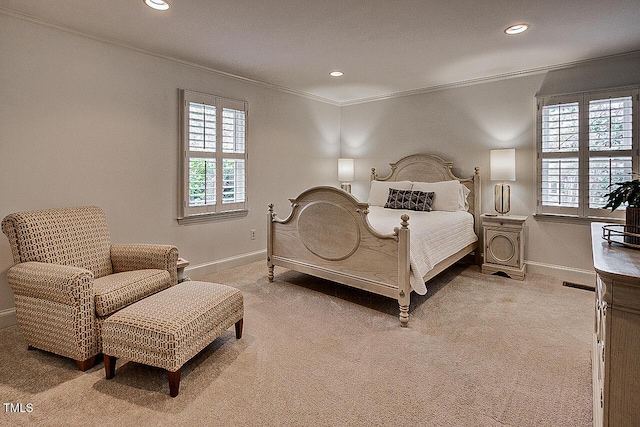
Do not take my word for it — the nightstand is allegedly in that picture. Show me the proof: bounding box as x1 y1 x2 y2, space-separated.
481 214 527 280
177 258 191 283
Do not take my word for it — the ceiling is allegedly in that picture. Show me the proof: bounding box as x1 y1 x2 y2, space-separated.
2 0 640 104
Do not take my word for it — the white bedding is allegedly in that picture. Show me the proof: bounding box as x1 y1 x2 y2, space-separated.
366 206 477 295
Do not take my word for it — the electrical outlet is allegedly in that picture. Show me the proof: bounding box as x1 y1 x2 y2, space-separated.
250 229 256 240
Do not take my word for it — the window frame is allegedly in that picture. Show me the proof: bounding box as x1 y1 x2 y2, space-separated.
536 88 639 221
178 89 248 223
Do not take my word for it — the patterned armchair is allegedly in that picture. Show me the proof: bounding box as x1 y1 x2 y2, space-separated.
2 206 178 371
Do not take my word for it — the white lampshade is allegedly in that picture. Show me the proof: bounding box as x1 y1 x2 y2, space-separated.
490 149 516 182
338 158 355 182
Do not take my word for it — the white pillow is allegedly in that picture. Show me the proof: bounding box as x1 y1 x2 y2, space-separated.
367 180 412 206
411 180 470 212
460 184 471 211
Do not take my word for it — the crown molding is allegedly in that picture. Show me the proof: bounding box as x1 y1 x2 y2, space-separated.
338 50 640 106
2 6 639 108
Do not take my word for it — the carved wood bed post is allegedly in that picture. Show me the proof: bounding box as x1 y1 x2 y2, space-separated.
473 166 482 266
267 203 275 282
397 214 411 327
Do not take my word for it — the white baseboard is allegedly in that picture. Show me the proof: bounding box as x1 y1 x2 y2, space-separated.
0 308 16 329
525 260 596 286
185 250 266 280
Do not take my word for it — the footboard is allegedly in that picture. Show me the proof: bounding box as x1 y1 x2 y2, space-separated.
267 186 412 325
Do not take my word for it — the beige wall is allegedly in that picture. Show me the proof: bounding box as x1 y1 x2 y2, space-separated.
4 13 622 327
340 74 596 281
0 14 340 323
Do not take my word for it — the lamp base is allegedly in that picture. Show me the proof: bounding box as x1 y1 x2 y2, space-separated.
340 183 352 193
494 183 511 215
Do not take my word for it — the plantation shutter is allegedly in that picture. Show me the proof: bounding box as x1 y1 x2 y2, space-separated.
219 100 247 211
586 92 635 216
538 96 580 216
537 89 638 219
180 90 248 219
187 100 217 209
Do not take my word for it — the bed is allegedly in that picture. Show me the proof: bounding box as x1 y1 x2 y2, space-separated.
267 154 481 326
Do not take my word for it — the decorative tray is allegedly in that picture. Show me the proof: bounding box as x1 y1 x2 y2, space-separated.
602 224 640 249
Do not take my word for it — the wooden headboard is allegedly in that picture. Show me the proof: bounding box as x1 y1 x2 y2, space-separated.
370 154 481 237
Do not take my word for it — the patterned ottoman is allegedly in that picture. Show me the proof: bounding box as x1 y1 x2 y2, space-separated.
102 280 243 397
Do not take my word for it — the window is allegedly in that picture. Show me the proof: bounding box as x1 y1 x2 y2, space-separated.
179 90 248 221
537 89 639 219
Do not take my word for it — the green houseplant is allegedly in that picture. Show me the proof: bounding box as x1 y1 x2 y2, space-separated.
604 177 640 245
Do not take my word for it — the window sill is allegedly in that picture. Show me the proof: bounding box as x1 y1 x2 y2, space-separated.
177 209 248 225
533 213 624 225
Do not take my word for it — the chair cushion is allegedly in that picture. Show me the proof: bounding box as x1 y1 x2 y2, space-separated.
94 269 171 317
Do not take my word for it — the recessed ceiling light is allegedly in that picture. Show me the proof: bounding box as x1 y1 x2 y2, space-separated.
144 0 171 11
504 23 529 35
329 71 344 77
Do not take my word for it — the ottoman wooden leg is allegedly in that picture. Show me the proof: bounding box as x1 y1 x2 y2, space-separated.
168 369 181 397
104 355 117 379
235 318 243 339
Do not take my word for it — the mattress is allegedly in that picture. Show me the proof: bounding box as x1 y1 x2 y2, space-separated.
366 206 477 295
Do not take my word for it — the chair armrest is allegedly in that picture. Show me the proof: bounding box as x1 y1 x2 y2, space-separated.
111 244 179 285
7 262 94 306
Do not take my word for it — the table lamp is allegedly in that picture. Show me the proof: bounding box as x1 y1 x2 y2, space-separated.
490 149 516 215
338 158 354 193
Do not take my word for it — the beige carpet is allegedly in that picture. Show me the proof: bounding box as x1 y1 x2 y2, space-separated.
0 261 593 426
